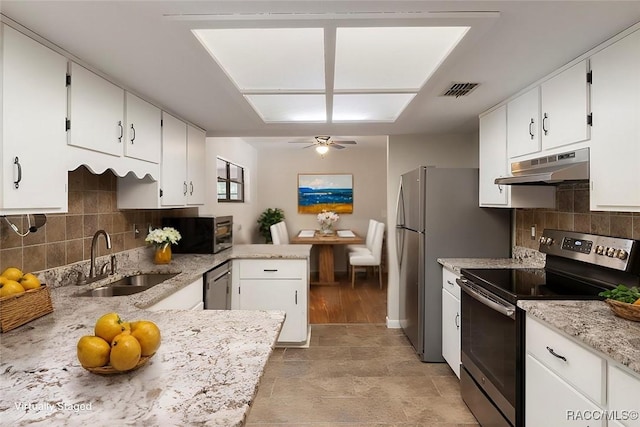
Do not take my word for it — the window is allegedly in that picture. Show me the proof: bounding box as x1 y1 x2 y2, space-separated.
217 158 244 202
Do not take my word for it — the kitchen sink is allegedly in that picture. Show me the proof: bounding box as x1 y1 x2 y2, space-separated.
75 273 179 297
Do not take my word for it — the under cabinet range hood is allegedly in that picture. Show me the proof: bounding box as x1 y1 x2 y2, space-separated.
495 148 589 185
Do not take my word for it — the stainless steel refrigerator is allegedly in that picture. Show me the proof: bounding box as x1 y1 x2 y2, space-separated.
396 167 511 362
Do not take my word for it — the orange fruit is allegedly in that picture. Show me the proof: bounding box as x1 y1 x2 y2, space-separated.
1 267 23 281
20 273 41 290
130 320 161 356
94 312 130 344
77 335 111 368
0 278 25 297
110 333 141 371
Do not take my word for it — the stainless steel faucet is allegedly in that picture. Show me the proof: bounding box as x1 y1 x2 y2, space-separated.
89 230 112 279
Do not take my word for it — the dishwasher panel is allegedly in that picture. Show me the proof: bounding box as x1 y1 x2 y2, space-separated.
205 261 231 310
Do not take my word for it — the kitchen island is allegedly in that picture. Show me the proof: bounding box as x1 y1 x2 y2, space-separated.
0 244 312 426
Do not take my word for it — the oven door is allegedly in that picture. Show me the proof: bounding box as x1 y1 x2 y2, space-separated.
459 278 518 427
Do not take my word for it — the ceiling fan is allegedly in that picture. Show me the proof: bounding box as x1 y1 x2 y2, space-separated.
288 136 357 154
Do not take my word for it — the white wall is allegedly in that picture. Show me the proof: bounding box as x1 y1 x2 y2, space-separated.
386 133 479 327
256 144 387 271
202 137 259 244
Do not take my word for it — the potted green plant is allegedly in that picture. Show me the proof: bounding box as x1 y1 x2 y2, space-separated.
257 208 285 243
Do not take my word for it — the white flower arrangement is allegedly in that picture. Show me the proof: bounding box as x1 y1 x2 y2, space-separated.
317 210 339 228
145 227 182 247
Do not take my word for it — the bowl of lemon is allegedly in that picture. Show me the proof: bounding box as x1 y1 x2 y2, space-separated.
77 312 161 374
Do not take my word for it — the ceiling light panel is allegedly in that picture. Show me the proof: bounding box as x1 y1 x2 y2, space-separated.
333 93 416 122
334 27 469 91
193 28 325 90
244 94 326 122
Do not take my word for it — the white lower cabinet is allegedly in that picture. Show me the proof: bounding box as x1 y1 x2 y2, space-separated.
147 277 203 311
526 354 605 427
231 259 309 344
526 314 640 427
608 365 640 427
441 267 461 378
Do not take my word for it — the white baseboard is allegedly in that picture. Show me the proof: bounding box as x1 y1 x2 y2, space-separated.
386 317 401 328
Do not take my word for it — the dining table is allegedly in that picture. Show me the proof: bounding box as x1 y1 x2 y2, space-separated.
290 230 364 285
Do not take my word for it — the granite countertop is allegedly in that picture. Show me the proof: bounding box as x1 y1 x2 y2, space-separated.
519 300 640 375
438 246 546 273
0 244 311 426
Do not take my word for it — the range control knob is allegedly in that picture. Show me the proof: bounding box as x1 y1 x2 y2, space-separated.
606 247 616 257
595 245 605 255
545 237 554 246
539 236 546 244
616 249 629 260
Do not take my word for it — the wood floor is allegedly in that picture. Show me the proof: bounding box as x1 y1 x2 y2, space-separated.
309 271 387 324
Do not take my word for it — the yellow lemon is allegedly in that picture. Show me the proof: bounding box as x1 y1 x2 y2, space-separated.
110 333 141 371
94 312 130 344
20 273 41 290
633 298 640 306
130 320 161 356
77 335 111 368
0 279 25 297
1 267 23 281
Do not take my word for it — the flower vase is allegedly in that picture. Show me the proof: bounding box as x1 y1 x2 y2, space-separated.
154 244 172 264
320 222 333 235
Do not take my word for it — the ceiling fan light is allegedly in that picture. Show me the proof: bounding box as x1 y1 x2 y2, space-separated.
315 145 329 155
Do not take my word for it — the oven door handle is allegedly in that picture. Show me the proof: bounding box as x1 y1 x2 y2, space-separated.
457 278 516 320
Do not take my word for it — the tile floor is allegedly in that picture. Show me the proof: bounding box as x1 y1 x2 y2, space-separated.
246 324 480 426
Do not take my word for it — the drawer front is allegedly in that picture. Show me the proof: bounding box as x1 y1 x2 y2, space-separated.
526 315 604 405
238 259 306 279
442 267 461 299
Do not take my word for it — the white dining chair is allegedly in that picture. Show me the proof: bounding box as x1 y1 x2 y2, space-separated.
349 222 385 289
347 219 378 254
270 221 290 244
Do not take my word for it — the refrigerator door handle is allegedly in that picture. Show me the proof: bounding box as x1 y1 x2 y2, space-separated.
395 179 406 266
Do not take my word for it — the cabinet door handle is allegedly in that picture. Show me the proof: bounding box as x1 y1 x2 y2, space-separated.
497 183 503 194
546 346 567 362
529 118 535 140
542 113 549 135
189 181 194 195
183 181 188 196
295 290 298 305
263 269 278 272
455 312 460 329
13 157 22 189
130 124 136 143
446 280 455 287
118 121 124 142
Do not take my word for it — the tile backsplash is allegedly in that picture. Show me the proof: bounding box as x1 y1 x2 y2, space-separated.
515 183 640 249
0 166 197 273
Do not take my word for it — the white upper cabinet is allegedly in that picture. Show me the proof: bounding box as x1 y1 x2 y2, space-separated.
124 92 161 164
479 106 509 206
68 62 124 157
117 113 206 209
67 63 160 179
480 105 556 208
590 29 640 211
507 87 541 158
1 24 68 214
540 60 590 151
160 112 188 207
186 125 206 205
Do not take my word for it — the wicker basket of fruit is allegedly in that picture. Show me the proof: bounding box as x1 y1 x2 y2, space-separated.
77 312 161 374
0 268 52 332
600 285 640 322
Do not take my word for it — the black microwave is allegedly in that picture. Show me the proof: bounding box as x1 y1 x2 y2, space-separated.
161 216 233 254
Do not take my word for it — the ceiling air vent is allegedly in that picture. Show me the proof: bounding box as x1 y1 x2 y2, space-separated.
442 82 479 98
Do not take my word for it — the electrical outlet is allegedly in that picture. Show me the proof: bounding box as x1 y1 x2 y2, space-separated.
133 224 140 238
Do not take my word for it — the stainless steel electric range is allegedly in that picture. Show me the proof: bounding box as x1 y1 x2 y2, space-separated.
457 229 640 427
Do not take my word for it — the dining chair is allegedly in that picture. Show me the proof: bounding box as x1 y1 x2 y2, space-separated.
349 222 385 289
347 219 378 254
270 221 290 244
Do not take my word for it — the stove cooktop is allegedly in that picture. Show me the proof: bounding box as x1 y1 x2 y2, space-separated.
460 268 609 304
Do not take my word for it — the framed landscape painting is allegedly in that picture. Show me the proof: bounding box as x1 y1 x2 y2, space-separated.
298 174 353 214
